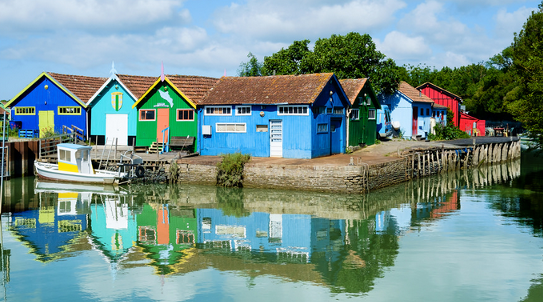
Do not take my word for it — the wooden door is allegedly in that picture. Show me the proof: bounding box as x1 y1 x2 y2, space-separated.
156 108 169 143
39 111 54 138
270 120 282 157
106 114 128 145
331 118 342 154
412 107 418 137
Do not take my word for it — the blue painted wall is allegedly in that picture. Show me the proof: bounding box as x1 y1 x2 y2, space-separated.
414 102 433 137
89 79 138 139
380 93 434 139
198 76 349 159
10 76 87 135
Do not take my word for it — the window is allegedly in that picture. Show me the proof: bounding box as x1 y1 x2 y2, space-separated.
177 109 194 121
317 107 326 114
420 108 424 116
366 97 371 106
426 108 430 116
317 123 328 133
15 107 35 115
256 125 268 132
333 107 343 115
278 105 308 115
350 109 359 120
139 109 155 121
368 109 376 120
216 123 246 133
327 108 332 114
357 96 364 105
58 106 81 115
205 106 231 115
236 106 251 115
59 149 71 162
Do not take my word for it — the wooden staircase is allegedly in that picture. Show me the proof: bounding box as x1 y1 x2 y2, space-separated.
148 142 164 154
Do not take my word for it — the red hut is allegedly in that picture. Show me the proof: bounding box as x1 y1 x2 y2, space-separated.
417 82 462 127
459 112 486 137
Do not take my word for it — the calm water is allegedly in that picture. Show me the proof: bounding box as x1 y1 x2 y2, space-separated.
0 152 542 301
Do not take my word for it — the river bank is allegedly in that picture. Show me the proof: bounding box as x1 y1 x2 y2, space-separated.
173 137 522 194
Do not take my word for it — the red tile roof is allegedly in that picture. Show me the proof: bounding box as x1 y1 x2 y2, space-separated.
166 75 220 104
339 78 368 105
398 81 434 104
48 72 108 104
416 82 463 102
116 74 157 99
200 73 334 105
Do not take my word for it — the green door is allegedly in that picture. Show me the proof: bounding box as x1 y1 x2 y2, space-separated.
39 111 54 138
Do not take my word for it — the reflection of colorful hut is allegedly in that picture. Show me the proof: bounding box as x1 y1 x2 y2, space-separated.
10 192 89 262
196 209 345 264
88 195 138 262
136 203 198 275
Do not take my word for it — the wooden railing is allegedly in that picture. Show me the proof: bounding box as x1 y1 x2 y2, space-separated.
39 134 73 159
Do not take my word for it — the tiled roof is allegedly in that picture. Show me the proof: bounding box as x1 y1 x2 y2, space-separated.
433 103 448 109
48 72 108 104
166 75 220 104
398 81 434 104
200 73 334 105
339 78 368 105
416 82 463 102
116 74 157 99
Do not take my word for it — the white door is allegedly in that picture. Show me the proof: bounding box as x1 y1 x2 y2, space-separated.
106 114 128 145
270 120 283 157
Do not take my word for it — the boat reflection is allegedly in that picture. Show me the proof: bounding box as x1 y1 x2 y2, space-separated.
3 159 524 294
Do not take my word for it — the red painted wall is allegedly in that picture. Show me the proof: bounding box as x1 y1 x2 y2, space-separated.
459 113 486 136
420 86 461 127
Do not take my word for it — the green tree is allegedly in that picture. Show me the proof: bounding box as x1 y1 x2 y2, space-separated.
508 2 543 147
237 52 263 77
260 33 400 93
261 40 311 75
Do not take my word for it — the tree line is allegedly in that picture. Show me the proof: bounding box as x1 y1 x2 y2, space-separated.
238 2 543 147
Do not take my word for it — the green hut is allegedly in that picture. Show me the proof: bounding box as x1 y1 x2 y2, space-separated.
132 74 218 152
340 78 381 147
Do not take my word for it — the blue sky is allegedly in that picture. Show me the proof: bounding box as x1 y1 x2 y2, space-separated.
0 0 539 101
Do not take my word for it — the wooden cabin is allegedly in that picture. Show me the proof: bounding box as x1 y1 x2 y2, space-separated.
417 82 462 127
459 112 485 136
340 78 381 147
131 74 218 152
6 72 107 139
380 81 435 140
197 73 350 158
87 72 156 146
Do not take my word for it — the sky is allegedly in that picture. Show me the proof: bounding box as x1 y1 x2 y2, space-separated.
0 0 539 101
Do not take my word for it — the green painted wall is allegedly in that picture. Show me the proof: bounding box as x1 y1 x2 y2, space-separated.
136 81 198 152
348 84 380 147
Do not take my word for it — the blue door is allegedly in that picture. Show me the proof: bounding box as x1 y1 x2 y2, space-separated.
331 118 342 154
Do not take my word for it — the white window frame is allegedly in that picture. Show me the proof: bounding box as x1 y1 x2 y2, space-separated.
205 106 232 116
215 123 247 133
317 123 328 133
368 109 376 120
350 109 359 121
278 105 309 116
333 107 343 115
235 106 252 116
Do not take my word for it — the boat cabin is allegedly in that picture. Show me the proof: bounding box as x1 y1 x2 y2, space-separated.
57 143 94 174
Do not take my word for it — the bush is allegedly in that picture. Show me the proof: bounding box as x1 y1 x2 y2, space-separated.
216 153 251 187
428 123 470 141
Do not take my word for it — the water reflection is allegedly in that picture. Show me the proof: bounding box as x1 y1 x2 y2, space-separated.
0 157 536 300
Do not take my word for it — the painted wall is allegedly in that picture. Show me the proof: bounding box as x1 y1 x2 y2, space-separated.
420 86 461 127
414 102 433 138
10 76 87 135
381 92 414 138
135 81 198 152
89 79 138 145
459 113 485 136
348 84 379 146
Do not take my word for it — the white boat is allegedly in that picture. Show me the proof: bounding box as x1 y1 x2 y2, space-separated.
34 143 127 184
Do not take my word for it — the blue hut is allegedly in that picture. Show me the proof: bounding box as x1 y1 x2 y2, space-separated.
198 73 350 158
6 72 107 139
87 71 156 146
380 81 435 140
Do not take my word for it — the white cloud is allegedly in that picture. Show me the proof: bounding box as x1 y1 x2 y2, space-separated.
0 0 189 36
213 0 407 42
376 31 431 60
495 6 534 39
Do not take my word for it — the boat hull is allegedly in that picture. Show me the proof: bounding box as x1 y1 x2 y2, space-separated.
34 161 125 185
